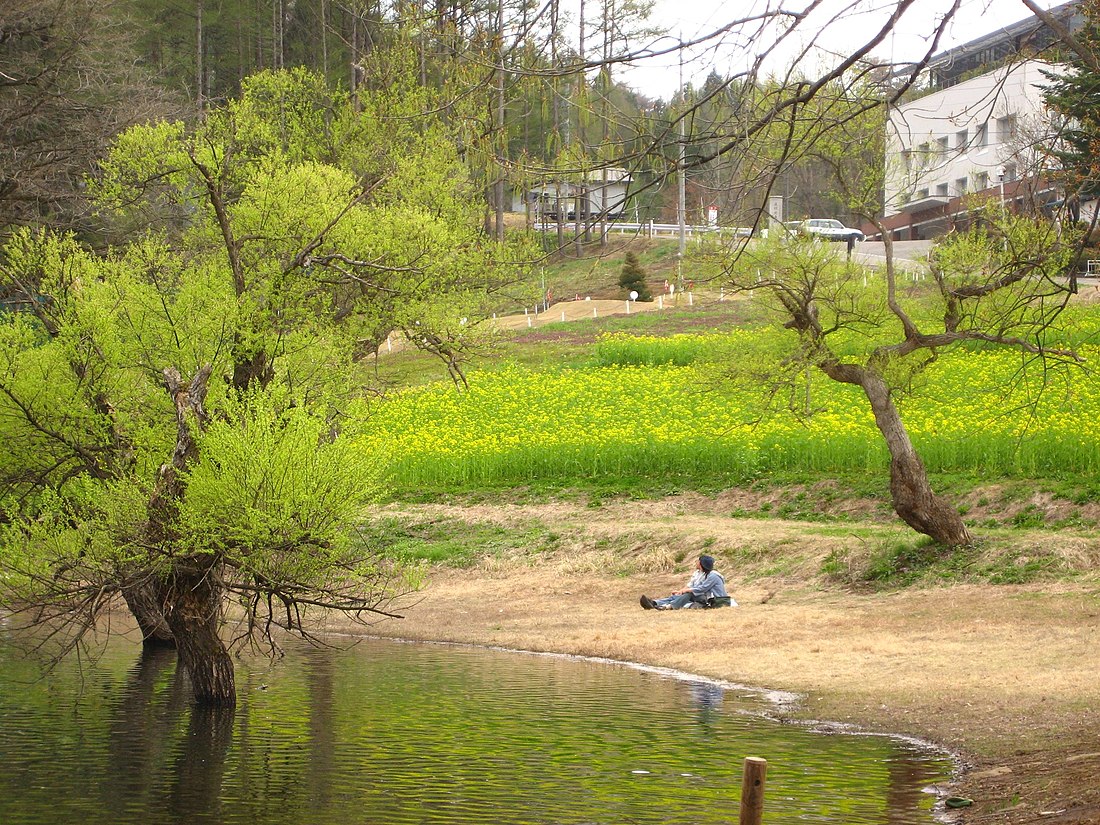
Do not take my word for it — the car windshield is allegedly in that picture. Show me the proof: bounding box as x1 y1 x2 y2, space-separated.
808 219 844 228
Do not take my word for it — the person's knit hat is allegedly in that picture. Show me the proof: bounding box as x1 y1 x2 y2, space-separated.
699 554 715 573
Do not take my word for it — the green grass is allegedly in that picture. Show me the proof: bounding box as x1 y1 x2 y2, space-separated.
361 516 562 568
820 531 1080 587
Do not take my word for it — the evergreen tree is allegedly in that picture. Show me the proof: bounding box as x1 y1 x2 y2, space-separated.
618 250 652 301
1042 1 1100 210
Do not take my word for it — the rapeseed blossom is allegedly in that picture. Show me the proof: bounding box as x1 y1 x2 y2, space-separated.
361 339 1100 487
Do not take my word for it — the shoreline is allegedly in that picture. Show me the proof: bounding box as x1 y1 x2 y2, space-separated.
353 630 963 821
363 627 959 754
355 501 1100 825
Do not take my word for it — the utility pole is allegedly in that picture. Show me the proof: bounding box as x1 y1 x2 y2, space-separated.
676 37 686 300
678 115 686 295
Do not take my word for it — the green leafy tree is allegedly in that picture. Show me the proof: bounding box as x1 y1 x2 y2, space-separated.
0 68 518 706
719 203 1080 547
618 250 653 301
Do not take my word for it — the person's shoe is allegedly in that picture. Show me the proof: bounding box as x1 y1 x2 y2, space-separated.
640 595 657 610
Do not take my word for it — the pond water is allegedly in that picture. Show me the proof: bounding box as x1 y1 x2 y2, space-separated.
0 628 951 825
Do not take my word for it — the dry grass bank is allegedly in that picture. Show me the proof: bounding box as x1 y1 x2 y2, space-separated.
357 497 1100 825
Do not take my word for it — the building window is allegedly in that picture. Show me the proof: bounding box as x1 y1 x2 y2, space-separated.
936 183 949 196
917 188 930 199
936 136 949 156
1002 162 1018 181
976 123 989 146
918 142 932 166
901 149 912 172
997 114 1018 144
975 171 989 191
956 129 969 149
955 177 968 196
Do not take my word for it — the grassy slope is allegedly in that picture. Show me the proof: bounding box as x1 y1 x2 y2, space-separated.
373 236 1099 580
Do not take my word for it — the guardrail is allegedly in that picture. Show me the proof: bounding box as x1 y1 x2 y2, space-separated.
533 220 752 239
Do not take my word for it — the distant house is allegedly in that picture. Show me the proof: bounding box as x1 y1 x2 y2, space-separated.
872 1 1087 241
511 168 633 221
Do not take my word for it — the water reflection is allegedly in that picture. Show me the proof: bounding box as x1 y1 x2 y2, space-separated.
171 704 235 821
303 646 336 810
688 681 725 728
105 645 186 808
0 632 952 825
101 646 236 822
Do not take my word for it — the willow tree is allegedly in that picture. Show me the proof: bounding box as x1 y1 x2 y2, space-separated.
0 67 519 705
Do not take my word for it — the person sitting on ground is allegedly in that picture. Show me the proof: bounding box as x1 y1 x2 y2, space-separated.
640 554 735 610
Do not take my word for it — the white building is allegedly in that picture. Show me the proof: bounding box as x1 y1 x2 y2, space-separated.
887 60 1053 215
881 59 1059 239
871 0 1085 240
510 168 633 220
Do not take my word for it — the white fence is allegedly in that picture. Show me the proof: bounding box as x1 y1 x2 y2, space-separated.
534 220 752 239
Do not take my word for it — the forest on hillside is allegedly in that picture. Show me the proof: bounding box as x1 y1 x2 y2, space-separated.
2 0 896 245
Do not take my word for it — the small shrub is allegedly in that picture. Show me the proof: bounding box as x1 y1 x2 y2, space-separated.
985 554 1058 584
863 539 949 585
619 251 653 301
1011 505 1046 529
820 549 851 579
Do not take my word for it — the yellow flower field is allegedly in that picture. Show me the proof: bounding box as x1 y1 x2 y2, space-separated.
361 343 1100 487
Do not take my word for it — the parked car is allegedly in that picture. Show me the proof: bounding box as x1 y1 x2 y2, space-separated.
793 218 865 243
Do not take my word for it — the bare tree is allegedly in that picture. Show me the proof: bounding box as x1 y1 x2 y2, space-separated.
0 0 180 236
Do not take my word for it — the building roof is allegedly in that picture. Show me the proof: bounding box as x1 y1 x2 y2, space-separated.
904 0 1082 88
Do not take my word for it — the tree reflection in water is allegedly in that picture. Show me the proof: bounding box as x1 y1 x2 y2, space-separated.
104 645 235 821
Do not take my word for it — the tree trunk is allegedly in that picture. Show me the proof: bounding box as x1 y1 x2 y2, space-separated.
493 0 506 242
196 0 204 111
861 372 973 546
164 560 236 707
145 364 235 705
121 579 175 647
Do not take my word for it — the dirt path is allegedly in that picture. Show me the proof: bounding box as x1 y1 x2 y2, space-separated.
358 498 1100 825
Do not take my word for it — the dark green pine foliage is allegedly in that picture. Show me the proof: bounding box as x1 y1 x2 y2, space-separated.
1042 1 1100 204
618 251 653 301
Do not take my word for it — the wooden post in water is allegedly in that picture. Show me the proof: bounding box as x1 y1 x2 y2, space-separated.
739 757 767 825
